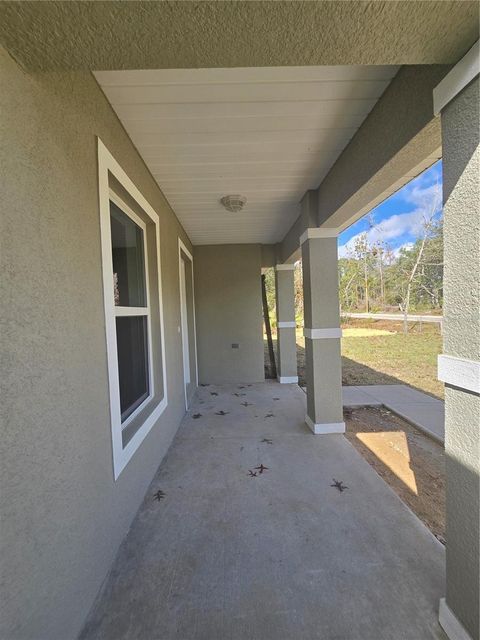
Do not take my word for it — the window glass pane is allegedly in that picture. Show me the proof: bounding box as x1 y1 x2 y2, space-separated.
116 315 149 423
110 201 147 307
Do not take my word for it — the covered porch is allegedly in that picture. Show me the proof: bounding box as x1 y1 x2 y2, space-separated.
1 3 479 640
81 382 445 640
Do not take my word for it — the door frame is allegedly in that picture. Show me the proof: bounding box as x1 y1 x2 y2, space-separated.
178 238 198 409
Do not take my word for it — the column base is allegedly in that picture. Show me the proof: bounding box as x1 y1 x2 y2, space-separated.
439 598 473 640
305 414 345 434
277 376 298 384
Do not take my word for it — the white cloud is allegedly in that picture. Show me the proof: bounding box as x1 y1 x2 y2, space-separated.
404 181 442 209
338 240 355 259
338 182 442 259
392 242 414 258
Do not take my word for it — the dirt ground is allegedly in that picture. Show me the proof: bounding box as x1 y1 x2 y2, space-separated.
344 405 445 544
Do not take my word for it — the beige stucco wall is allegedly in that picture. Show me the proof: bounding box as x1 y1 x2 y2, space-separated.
0 2 478 71
194 245 264 384
301 236 343 426
0 47 194 639
441 76 479 640
275 269 297 380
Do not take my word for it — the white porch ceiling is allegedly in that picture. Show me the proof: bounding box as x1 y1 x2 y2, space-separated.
95 66 398 245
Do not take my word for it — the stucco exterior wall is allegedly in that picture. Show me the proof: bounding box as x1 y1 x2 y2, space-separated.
194 245 264 384
301 236 343 427
0 47 194 639
0 2 478 71
275 268 297 380
441 76 479 640
280 190 317 264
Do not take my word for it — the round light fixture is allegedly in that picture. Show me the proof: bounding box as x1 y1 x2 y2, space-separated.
220 194 247 213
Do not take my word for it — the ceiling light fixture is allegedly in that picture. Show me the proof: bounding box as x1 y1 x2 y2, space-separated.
220 195 247 213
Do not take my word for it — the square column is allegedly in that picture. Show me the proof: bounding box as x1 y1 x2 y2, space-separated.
275 264 298 383
434 50 479 640
301 229 344 434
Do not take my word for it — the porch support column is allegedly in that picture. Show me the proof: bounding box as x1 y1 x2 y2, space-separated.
275 264 298 383
434 43 479 640
301 228 344 434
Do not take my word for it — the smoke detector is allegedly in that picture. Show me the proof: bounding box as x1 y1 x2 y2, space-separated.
220 195 247 213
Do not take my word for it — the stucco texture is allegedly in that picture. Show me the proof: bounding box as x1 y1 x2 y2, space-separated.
275 269 297 379
441 76 479 640
442 77 480 361
302 237 343 425
0 46 194 639
194 245 264 385
0 1 478 71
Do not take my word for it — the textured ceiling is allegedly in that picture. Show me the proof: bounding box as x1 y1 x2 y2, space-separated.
95 65 398 245
1 1 478 70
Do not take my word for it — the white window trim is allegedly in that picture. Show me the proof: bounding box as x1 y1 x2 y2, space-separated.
178 238 198 409
98 138 168 480
109 190 154 428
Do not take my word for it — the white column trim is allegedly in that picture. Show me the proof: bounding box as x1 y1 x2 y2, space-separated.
278 321 296 329
278 376 299 384
304 327 342 339
305 415 345 435
439 598 473 640
275 263 295 271
300 227 339 245
438 354 480 394
433 41 479 115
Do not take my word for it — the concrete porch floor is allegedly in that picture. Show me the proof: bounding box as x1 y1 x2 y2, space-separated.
81 382 446 640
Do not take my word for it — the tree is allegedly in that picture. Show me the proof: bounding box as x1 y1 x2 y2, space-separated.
416 221 443 308
336 180 443 323
294 262 303 324
390 184 442 333
339 257 361 312
348 232 381 312
263 267 276 328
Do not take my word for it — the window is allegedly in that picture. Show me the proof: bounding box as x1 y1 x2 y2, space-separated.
98 140 167 479
110 198 151 423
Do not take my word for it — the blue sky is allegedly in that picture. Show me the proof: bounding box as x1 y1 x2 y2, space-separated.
338 161 443 259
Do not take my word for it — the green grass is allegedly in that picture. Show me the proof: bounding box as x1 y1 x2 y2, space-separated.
340 324 443 398
265 320 444 399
